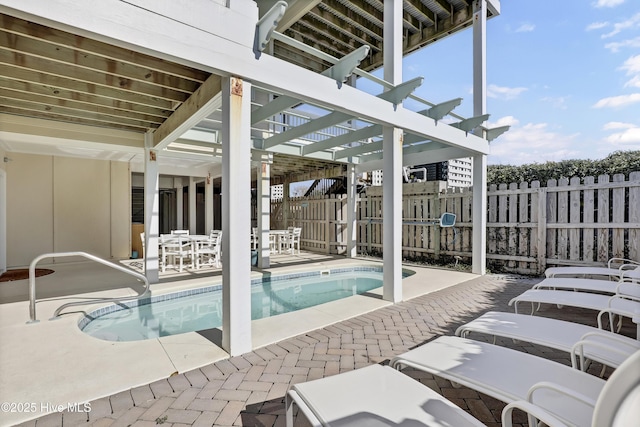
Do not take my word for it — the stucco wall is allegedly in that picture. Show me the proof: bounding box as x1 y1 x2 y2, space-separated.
6 153 130 267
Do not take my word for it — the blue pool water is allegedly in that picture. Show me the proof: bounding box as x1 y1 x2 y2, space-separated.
81 267 406 341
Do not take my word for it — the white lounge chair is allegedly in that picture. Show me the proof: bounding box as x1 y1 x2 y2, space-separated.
287 341 640 427
390 336 610 426
533 271 639 294
286 363 484 427
455 311 640 371
508 285 640 338
502 349 640 427
545 257 639 279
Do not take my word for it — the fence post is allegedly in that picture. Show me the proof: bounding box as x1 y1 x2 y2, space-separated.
325 198 331 254
536 186 547 274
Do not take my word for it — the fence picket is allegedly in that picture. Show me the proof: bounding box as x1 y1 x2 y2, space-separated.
259 175 639 273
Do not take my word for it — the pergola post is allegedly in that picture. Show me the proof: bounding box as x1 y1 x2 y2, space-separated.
472 0 488 275
382 0 403 303
346 163 357 258
221 76 252 356
255 151 272 268
143 131 160 284
282 176 290 229
176 178 184 230
205 172 213 234
188 177 197 234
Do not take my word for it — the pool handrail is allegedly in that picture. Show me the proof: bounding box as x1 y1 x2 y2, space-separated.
28 251 150 323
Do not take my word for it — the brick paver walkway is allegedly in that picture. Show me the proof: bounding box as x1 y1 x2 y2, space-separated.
20 274 633 427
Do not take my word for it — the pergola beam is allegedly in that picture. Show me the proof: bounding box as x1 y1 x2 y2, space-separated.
153 75 222 148
302 123 382 155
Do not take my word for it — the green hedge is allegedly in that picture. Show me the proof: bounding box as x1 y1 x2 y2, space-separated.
487 150 640 186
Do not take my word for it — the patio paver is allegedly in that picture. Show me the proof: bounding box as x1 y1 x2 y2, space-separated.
18 273 634 427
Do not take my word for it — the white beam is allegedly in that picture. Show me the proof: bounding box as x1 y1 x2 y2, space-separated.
222 76 252 355
176 178 184 229
382 0 403 304
2 0 490 155
356 146 470 174
143 132 159 283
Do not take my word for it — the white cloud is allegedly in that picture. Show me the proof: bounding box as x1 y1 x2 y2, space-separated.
487 84 528 100
601 12 640 38
586 21 609 31
604 125 640 149
604 36 640 52
541 96 569 110
624 75 640 88
515 23 535 33
603 121 636 130
592 0 625 8
593 93 640 108
487 117 582 165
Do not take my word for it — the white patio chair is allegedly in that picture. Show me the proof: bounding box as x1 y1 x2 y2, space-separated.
455 311 640 371
533 268 640 294
286 363 485 427
288 339 640 427
390 335 609 427
502 349 640 427
545 257 639 279
197 230 222 269
160 234 193 272
281 227 301 254
508 284 640 338
251 227 258 250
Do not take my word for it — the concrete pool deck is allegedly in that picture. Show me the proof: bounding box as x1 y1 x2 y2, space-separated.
0 254 478 426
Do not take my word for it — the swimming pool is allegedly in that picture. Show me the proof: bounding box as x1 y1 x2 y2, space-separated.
80 266 410 341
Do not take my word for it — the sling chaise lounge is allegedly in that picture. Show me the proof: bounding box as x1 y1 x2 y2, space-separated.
508 285 640 338
545 257 639 279
286 338 640 426
390 336 611 426
533 271 639 294
286 363 484 427
455 311 640 370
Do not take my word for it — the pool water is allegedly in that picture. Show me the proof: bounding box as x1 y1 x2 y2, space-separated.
81 269 395 341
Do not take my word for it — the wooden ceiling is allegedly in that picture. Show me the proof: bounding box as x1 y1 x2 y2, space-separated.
0 13 211 133
272 0 481 73
0 1 490 180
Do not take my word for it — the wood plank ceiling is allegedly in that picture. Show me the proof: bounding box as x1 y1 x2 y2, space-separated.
0 0 486 179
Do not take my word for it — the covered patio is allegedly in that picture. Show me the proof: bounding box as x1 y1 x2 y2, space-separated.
0 0 505 357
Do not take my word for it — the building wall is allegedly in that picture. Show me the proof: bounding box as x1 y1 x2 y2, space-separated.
5 152 130 268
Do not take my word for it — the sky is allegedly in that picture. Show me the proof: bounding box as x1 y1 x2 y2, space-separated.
390 0 640 166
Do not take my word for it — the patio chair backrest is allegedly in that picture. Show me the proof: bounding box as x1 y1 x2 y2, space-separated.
592 350 640 426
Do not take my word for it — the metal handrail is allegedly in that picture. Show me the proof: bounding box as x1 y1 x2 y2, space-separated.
28 251 150 323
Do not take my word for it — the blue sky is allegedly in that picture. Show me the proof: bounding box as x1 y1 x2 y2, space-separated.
396 0 640 165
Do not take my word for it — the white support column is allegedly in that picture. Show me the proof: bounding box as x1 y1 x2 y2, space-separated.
472 0 488 275
205 172 213 234
143 132 160 283
282 177 289 229
222 76 252 355
175 178 184 230
346 163 357 258
382 0 403 303
255 151 272 268
188 177 197 234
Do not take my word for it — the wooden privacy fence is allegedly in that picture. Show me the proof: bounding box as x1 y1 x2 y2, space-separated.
265 172 640 274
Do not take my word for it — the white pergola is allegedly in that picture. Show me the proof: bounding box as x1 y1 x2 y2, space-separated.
0 0 503 356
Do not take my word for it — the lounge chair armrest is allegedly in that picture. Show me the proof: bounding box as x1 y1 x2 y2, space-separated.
579 331 640 349
571 337 636 370
501 400 570 427
527 381 597 408
609 258 639 268
597 307 637 330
